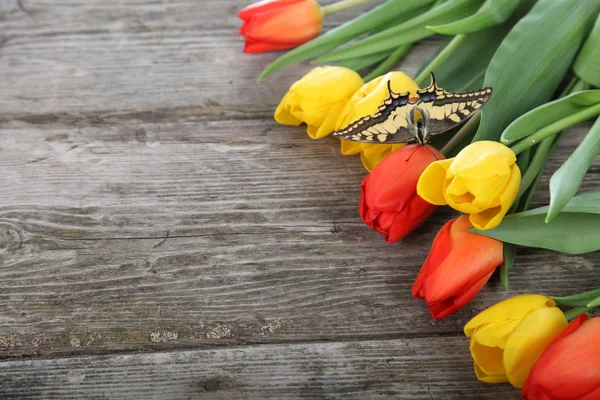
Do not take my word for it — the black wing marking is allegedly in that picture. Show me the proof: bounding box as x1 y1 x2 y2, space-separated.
417 73 492 135
331 80 417 144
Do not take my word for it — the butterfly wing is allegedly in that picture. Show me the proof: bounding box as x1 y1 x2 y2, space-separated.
331 80 417 144
417 74 492 135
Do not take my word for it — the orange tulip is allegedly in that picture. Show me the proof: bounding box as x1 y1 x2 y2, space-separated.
238 0 323 53
412 215 504 319
360 144 443 243
522 314 600 400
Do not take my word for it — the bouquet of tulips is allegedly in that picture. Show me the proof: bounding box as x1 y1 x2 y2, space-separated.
239 0 600 397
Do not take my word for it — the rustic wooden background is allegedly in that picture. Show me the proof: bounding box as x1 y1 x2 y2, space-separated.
0 1 598 399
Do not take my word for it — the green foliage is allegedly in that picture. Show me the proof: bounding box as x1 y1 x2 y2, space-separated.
429 0 520 35
574 14 600 87
501 90 600 145
426 0 534 93
547 117 600 222
552 288 600 307
473 0 600 142
473 191 600 254
258 0 436 81
313 0 482 62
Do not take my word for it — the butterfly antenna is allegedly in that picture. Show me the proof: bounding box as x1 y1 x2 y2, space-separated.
425 145 440 161
405 146 421 162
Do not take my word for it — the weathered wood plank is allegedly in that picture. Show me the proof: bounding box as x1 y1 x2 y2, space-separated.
0 120 598 360
0 337 520 399
0 0 419 116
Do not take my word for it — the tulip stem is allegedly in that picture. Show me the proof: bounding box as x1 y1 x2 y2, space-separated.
440 113 480 157
509 102 600 155
414 34 467 86
564 306 591 320
514 136 555 203
363 44 412 82
321 0 372 16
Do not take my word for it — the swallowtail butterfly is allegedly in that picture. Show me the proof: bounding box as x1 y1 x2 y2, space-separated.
332 74 492 146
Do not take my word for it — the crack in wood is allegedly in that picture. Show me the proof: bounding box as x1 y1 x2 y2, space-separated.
0 106 273 127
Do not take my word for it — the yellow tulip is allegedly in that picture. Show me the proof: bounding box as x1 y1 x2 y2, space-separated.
417 141 521 230
335 72 420 171
464 294 568 388
274 66 364 139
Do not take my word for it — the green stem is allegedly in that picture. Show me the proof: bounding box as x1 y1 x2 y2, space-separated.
564 306 591 320
510 102 600 155
570 78 591 93
321 0 372 15
440 113 480 156
414 34 466 86
363 44 412 81
512 76 587 206
514 136 554 203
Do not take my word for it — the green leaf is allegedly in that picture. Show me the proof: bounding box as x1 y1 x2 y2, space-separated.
514 189 600 218
547 117 600 222
313 0 482 62
473 212 600 254
552 288 600 307
500 243 516 291
339 51 393 71
363 44 412 81
473 0 600 142
257 0 436 81
501 90 600 145
587 296 600 308
428 0 520 35
427 0 534 93
574 13 600 87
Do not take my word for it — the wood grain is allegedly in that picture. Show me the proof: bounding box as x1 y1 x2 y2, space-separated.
0 119 598 363
0 337 520 400
0 0 599 398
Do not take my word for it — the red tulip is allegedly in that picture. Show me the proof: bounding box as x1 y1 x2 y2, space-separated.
238 0 323 53
522 314 600 400
359 144 443 243
412 215 503 319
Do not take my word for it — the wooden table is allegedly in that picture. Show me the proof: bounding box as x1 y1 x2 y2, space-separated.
1 1 598 398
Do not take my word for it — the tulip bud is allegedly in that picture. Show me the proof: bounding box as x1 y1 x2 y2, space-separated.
360 144 444 243
522 315 600 399
412 215 503 319
464 295 568 388
335 72 420 171
274 66 364 139
417 141 521 230
238 0 323 53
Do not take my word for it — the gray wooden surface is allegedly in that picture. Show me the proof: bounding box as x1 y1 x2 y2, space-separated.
0 1 598 399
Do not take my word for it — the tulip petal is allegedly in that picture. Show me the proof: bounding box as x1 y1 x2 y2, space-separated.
242 0 322 45
470 164 521 230
238 0 303 21
412 217 455 299
274 92 303 126
244 39 299 53
522 316 600 400
428 268 494 319
417 159 453 205
471 319 522 348
421 216 503 306
340 140 362 155
311 102 345 139
503 307 568 388
449 141 516 180
465 294 555 337
474 358 509 384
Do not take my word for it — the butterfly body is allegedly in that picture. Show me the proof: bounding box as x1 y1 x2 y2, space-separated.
332 74 492 145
